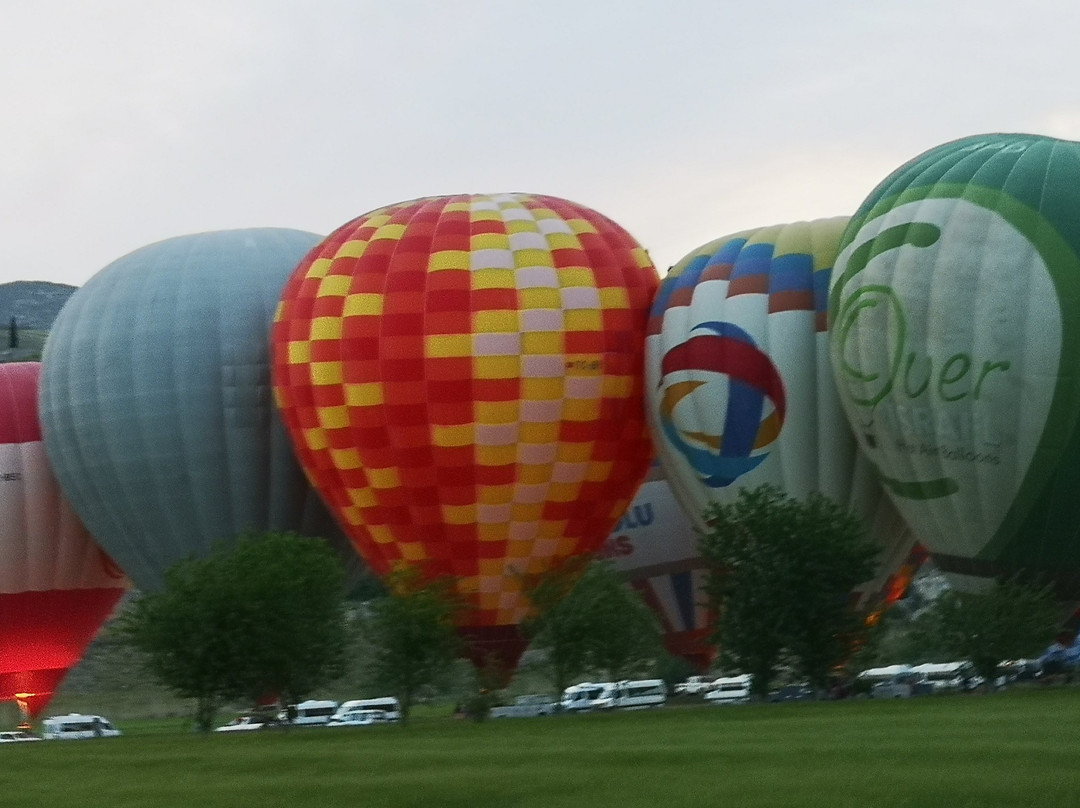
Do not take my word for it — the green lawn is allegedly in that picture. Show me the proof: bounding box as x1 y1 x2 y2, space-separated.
2 690 1075 807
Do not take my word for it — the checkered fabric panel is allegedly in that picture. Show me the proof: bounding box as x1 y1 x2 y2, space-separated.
272 193 658 630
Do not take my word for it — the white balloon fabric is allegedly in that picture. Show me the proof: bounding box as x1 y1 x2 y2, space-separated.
645 218 918 610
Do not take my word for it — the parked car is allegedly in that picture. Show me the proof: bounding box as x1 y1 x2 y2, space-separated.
0 731 42 742
279 699 339 726
490 694 558 718
674 676 714 696
327 709 390 727
705 675 752 705
214 713 285 732
41 714 121 740
332 697 402 723
560 682 615 712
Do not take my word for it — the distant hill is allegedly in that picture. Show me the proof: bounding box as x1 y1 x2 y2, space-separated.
0 280 77 362
0 280 77 330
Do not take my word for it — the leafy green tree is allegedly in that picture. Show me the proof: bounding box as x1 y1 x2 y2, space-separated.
524 559 662 697
358 566 462 722
120 532 349 731
700 484 880 697
904 578 1060 684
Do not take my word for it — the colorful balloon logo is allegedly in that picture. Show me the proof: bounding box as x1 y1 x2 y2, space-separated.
657 320 785 487
272 193 658 669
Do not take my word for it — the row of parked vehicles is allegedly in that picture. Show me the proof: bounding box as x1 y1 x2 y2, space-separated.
214 697 402 732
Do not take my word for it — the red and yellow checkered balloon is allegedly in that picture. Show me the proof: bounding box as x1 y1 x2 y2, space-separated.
271 193 658 668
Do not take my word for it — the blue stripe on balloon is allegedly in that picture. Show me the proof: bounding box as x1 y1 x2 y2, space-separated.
705 237 746 269
768 253 814 294
729 241 774 280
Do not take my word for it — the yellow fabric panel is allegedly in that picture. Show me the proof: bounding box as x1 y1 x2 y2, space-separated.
317 405 350 430
372 223 406 241
599 286 629 309
348 487 378 508
399 543 428 561
478 523 508 541
473 355 520 380
476 401 518 423
329 447 362 470
473 309 520 333
519 288 561 309
429 250 470 271
479 484 514 505
520 421 560 443
522 331 563 354
443 504 478 524
303 426 328 451
317 274 352 297
471 233 511 251
344 382 383 407
342 293 383 317
432 424 474 447
334 240 369 259
365 467 401 489
471 268 516 289
310 361 343 386
309 317 342 341
305 257 335 278
564 309 602 331
287 341 311 365
513 248 554 268
426 334 473 358
521 378 563 401
477 444 517 466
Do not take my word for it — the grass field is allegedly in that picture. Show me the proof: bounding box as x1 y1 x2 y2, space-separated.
2 689 1075 807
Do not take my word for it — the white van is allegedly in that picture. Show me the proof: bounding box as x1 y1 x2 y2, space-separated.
910 662 972 693
704 675 752 705
332 697 402 723
42 714 121 740
560 682 615 712
282 699 339 726
601 679 667 710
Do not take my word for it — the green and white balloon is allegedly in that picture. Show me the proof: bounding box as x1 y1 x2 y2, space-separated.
829 133 1080 591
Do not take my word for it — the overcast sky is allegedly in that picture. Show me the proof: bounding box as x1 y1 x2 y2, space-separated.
4 0 1078 287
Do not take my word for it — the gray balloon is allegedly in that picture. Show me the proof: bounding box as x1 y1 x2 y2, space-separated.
39 229 363 591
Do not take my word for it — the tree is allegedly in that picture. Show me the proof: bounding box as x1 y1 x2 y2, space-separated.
357 566 462 722
524 558 662 697
8 317 17 349
904 578 1060 684
699 484 880 697
120 532 349 731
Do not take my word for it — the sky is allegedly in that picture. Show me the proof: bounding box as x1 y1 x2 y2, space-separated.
3 0 1079 287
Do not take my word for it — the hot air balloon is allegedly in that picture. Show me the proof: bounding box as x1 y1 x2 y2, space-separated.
1 363 127 719
271 193 658 671
646 218 919 617
828 132 1080 595
600 461 714 671
39 229 362 592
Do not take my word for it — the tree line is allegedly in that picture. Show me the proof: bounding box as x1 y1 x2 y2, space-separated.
121 485 1063 731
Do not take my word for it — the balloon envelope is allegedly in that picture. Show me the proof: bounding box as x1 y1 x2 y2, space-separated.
601 461 714 670
1 363 127 717
39 229 360 592
647 218 918 613
828 133 1080 593
271 193 658 669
